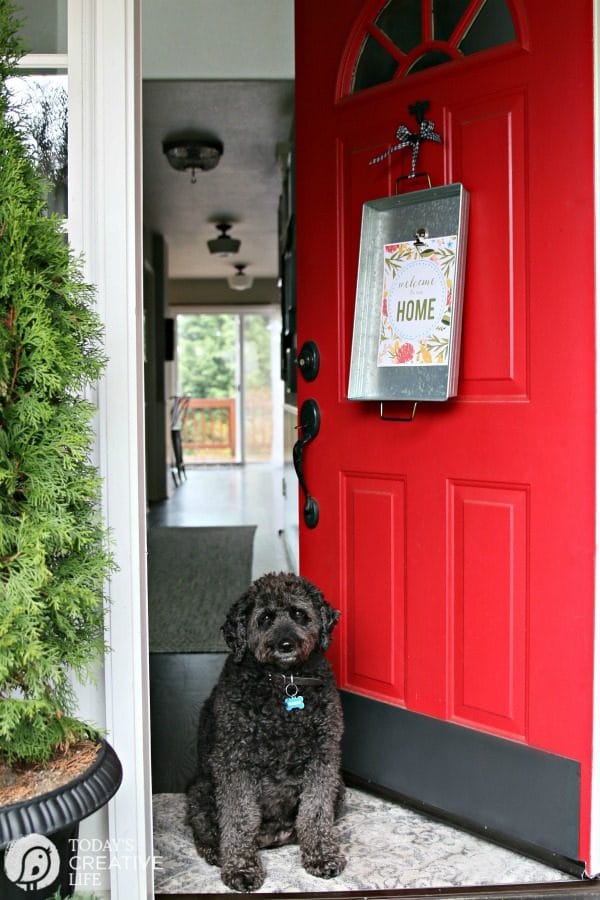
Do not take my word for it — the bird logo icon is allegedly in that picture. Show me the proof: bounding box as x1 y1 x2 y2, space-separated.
15 845 52 891
4 833 60 892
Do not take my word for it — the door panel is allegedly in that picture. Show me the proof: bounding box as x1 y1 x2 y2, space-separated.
448 480 528 737
342 473 407 701
449 92 528 397
295 0 595 867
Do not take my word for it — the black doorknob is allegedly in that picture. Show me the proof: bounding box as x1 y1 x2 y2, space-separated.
297 340 320 382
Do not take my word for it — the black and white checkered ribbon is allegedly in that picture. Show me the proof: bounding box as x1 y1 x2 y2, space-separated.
370 118 442 177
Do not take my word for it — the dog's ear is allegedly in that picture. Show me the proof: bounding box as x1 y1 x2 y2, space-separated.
301 577 340 651
221 590 254 662
318 599 341 650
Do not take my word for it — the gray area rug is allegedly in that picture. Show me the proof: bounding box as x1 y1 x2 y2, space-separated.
153 789 575 893
147 525 256 653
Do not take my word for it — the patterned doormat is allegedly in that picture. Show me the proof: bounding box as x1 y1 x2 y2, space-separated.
152 788 576 894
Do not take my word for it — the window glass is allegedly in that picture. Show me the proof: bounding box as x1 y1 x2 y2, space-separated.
375 0 421 53
243 314 275 463
408 50 453 74
459 0 515 55
6 74 68 216
17 0 67 54
353 35 398 93
432 0 471 41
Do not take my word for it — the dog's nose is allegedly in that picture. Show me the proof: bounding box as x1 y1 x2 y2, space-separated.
278 639 293 653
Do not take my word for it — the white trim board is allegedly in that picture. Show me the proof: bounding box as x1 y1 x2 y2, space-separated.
69 1 153 896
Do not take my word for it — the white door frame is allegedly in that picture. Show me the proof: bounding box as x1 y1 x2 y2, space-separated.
70 1 153 896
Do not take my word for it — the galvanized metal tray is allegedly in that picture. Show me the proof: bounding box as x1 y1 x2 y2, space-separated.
348 183 469 403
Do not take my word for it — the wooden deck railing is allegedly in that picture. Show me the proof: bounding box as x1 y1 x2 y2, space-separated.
179 394 273 462
182 397 236 457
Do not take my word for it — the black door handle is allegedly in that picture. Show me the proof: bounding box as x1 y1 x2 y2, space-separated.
293 399 320 528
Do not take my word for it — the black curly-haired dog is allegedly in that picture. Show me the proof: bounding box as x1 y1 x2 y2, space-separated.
185 571 346 892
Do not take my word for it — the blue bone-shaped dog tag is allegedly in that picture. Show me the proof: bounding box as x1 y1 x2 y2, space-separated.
285 694 305 711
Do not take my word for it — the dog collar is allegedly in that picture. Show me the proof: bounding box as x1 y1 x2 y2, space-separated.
267 672 323 712
267 672 323 687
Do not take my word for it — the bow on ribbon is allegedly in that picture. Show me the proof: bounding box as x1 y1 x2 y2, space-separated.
370 116 442 177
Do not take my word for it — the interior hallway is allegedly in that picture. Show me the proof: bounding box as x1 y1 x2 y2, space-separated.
147 462 292 577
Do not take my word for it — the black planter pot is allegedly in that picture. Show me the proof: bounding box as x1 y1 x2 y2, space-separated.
0 740 122 898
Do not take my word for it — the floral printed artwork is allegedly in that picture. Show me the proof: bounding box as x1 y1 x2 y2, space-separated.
378 235 457 367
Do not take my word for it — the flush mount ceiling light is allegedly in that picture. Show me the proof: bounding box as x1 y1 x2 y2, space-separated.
228 264 253 291
207 223 241 257
162 138 223 183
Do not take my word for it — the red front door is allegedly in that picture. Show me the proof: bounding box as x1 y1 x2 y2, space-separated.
295 0 595 870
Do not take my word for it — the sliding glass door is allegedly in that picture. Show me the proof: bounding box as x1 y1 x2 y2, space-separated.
176 310 280 464
242 312 278 462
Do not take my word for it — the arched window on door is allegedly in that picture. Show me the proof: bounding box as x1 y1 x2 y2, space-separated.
349 0 520 94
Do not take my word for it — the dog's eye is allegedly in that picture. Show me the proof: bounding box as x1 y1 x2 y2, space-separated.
290 608 308 624
258 612 274 628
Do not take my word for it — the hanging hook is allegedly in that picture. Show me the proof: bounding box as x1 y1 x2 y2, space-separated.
414 227 428 250
380 402 418 422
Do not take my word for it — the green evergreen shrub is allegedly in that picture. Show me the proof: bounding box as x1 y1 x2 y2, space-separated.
0 0 114 765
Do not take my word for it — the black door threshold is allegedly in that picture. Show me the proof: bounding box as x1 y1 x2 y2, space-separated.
155 880 599 900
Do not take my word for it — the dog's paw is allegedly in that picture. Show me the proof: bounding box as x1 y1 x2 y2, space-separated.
221 857 266 892
196 844 219 866
302 848 347 879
